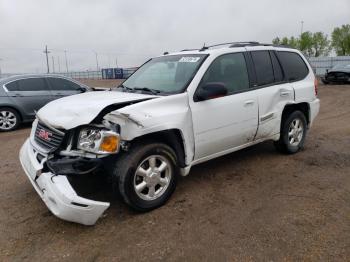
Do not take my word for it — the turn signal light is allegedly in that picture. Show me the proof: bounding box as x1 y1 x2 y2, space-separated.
99 135 119 153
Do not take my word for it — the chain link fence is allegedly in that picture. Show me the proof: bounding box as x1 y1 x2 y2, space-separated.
309 56 350 76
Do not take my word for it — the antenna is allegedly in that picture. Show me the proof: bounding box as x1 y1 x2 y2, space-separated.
199 43 209 51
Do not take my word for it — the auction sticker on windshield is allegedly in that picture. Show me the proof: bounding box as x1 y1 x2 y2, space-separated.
179 57 201 63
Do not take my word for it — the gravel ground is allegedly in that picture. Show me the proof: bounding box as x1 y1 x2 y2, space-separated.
0 83 349 261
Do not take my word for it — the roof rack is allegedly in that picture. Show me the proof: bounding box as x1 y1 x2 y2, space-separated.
179 42 291 53
198 42 273 51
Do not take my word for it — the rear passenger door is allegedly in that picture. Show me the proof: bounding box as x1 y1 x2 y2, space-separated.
248 50 295 139
4 78 54 119
47 77 84 99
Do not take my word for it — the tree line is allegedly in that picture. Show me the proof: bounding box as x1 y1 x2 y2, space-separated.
272 24 350 57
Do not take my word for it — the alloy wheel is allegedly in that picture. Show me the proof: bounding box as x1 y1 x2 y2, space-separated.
0 110 17 130
288 118 304 146
133 155 172 201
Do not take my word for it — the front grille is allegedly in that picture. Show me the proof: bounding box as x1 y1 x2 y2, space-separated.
34 121 65 151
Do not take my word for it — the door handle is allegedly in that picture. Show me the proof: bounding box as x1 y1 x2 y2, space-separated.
244 100 255 106
280 89 292 97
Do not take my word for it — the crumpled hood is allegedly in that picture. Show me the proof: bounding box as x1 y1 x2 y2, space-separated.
37 91 157 130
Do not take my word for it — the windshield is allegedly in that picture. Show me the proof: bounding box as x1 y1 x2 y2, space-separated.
121 54 207 94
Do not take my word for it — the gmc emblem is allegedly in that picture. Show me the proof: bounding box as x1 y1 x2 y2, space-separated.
38 129 52 141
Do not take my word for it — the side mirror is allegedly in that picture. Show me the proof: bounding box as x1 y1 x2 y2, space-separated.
195 82 228 101
77 87 87 93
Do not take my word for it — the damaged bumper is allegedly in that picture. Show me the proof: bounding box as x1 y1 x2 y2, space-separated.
19 139 110 225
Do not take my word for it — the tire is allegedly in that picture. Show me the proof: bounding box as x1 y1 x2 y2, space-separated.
0 107 21 132
321 79 329 85
274 110 307 154
111 141 178 212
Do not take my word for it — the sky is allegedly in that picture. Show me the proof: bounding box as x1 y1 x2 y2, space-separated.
0 0 349 74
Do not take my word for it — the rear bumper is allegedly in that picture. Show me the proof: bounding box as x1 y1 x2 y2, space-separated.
309 98 320 127
19 139 110 225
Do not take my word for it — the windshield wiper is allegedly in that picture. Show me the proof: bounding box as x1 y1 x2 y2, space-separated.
118 84 133 92
132 87 161 95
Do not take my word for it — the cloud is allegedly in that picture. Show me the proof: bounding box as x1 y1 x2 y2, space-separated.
0 0 349 73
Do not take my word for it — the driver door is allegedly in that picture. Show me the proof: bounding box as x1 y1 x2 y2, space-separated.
190 52 258 160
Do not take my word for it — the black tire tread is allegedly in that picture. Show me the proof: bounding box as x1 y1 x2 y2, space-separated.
111 140 178 211
274 110 307 154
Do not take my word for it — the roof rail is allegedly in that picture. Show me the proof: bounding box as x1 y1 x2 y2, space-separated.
180 48 199 52
180 42 291 53
199 41 271 51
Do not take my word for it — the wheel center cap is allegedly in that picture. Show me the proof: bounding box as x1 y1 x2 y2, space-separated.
146 172 159 185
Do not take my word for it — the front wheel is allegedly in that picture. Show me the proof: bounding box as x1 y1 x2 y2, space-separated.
274 110 307 154
111 142 178 212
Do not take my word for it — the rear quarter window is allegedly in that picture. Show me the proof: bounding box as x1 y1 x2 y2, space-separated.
5 81 20 91
277 51 309 81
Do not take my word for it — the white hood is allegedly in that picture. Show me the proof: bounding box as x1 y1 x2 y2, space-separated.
37 91 157 130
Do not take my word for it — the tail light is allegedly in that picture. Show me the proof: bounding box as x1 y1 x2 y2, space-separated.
314 78 318 96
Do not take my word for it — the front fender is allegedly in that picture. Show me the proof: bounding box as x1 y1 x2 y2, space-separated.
104 93 195 165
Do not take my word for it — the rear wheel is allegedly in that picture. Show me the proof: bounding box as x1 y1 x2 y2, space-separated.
0 108 20 132
274 110 307 154
111 142 178 211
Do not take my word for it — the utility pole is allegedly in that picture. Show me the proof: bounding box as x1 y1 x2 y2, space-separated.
57 56 61 73
51 56 55 73
64 50 69 73
115 57 118 68
93 51 99 71
300 21 304 37
43 45 50 73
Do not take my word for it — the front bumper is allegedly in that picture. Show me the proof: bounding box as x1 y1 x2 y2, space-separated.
19 139 110 225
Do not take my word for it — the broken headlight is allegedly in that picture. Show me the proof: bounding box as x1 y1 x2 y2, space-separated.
77 127 120 154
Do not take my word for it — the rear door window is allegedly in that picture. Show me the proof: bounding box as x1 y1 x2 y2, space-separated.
17 78 48 91
270 51 284 82
277 51 309 81
251 51 274 86
48 78 81 91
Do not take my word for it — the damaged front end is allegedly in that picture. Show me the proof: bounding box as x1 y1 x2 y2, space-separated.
19 117 125 225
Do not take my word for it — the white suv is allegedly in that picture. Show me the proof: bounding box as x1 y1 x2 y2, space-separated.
19 42 320 225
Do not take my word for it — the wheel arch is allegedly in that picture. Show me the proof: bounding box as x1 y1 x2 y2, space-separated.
282 102 310 126
130 129 187 168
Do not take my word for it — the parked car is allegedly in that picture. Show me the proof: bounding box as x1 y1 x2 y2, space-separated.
321 64 350 84
0 74 90 131
19 42 320 225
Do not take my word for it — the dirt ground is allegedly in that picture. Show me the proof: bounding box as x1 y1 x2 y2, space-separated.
77 79 124 88
0 83 349 261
